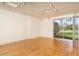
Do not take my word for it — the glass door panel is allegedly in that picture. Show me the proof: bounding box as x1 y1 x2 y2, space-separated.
54 19 64 39
74 16 79 40
64 17 73 40
54 17 73 40
73 16 79 55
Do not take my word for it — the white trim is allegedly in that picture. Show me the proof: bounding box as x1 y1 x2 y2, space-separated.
0 37 40 45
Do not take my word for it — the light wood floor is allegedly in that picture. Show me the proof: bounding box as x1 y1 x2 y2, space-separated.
0 37 79 56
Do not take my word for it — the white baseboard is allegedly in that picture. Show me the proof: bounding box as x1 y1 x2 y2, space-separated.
0 36 41 45
0 36 53 45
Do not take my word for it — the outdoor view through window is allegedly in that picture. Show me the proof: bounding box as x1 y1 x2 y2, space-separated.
54 16 79 40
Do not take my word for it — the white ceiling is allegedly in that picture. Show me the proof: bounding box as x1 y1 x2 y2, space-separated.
0 2 79 19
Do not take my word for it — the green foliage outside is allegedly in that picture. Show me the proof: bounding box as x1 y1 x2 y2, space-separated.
54 22 79 40
56 30 73 39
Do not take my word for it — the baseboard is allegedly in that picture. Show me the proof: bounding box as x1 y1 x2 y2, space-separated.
40 36 53 39
0 37 42 45
0 36 53 45
0 38 27 45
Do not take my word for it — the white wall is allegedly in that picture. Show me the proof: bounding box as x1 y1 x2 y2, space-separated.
41 19 53 38
29 17 41 38
0 9 29 44
0 9 41 45
0 9 54 45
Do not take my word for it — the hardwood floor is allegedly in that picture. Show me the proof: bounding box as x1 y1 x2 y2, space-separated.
0 37 79 56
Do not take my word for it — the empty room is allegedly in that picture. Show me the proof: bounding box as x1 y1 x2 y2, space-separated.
0 2 79 56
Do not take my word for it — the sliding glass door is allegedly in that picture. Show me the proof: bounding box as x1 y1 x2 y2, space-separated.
54 17 73 40
73 16 79 55
54 16 79 55
73 16 79 40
